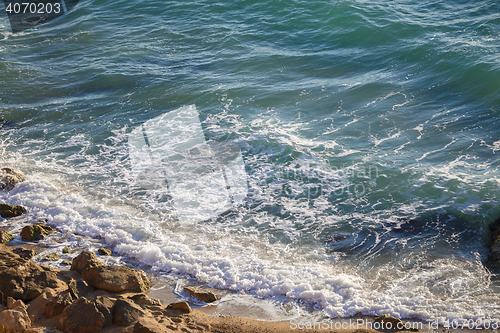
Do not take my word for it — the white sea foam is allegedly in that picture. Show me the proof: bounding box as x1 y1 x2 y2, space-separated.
0 168 498 323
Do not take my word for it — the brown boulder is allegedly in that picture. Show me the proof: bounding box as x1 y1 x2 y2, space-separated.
0 249 66 301
129 294 162 307
6 297 27 310
166 301 192 314
81 265 150 293
58 297 105 333
0 167 25 191
44 291 74 318
70 250 103 273
93 296 115 327
67 278 94 299
134 319 170 333
0 204 27 218
0 230 14 243
12 248 37 259
184 286 217 303
20 224 54 241
0 307 31 332
113 298 147 327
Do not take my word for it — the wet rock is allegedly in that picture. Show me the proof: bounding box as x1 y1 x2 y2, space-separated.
0 167 25 191
166 301 192 314
70 250 103 273
489 217 500 269
20 224 54 241
184 286 217 303
58 297 105 333
113 298 147 327
0 249 67 301
44 253 60 261
97 247 112 256
61 260 72 266
0 306 31 332
81 265 150 293
129 294 162 307
25 328 63 333
0 203 27 218
62 246 72 254
44 291 74 318
0 230 14 243
6 297 27 310
374 314 403 329
13 248 37 259
94 296 115 327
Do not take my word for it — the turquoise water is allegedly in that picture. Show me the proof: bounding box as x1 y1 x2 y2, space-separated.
1 0 500 322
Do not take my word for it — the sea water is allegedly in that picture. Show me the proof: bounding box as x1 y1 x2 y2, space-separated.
0 0 499 323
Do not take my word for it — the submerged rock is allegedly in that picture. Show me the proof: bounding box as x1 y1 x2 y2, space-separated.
97 247 112 256
20 224 54 241
184 286 217 303
44 253 60 261
0 203 27 218
81 265 150 293
0 167 25 191
490 217 500 269
70 250 103 273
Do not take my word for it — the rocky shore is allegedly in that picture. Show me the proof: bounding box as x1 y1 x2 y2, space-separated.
1 167 499 333
0 244 391 333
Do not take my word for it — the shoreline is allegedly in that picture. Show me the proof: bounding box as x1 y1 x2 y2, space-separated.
1 243 497 333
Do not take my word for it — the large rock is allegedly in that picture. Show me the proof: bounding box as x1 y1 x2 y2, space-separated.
0 168 25 191
67 278 94 299
57 297 105 333
20 224 54 241
12 248 37 259
94 296 115 327
44 291 74 318
184 286 217 303
70 250 103 273
6 297 26 310
134 319 170 333
489 217 500 268
0 204 27 218
0 307 31 332
0 249 67 301
113 298 147 327
81 265 150 293
0 230 14 243
166 301 192 314
129 294 161 307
